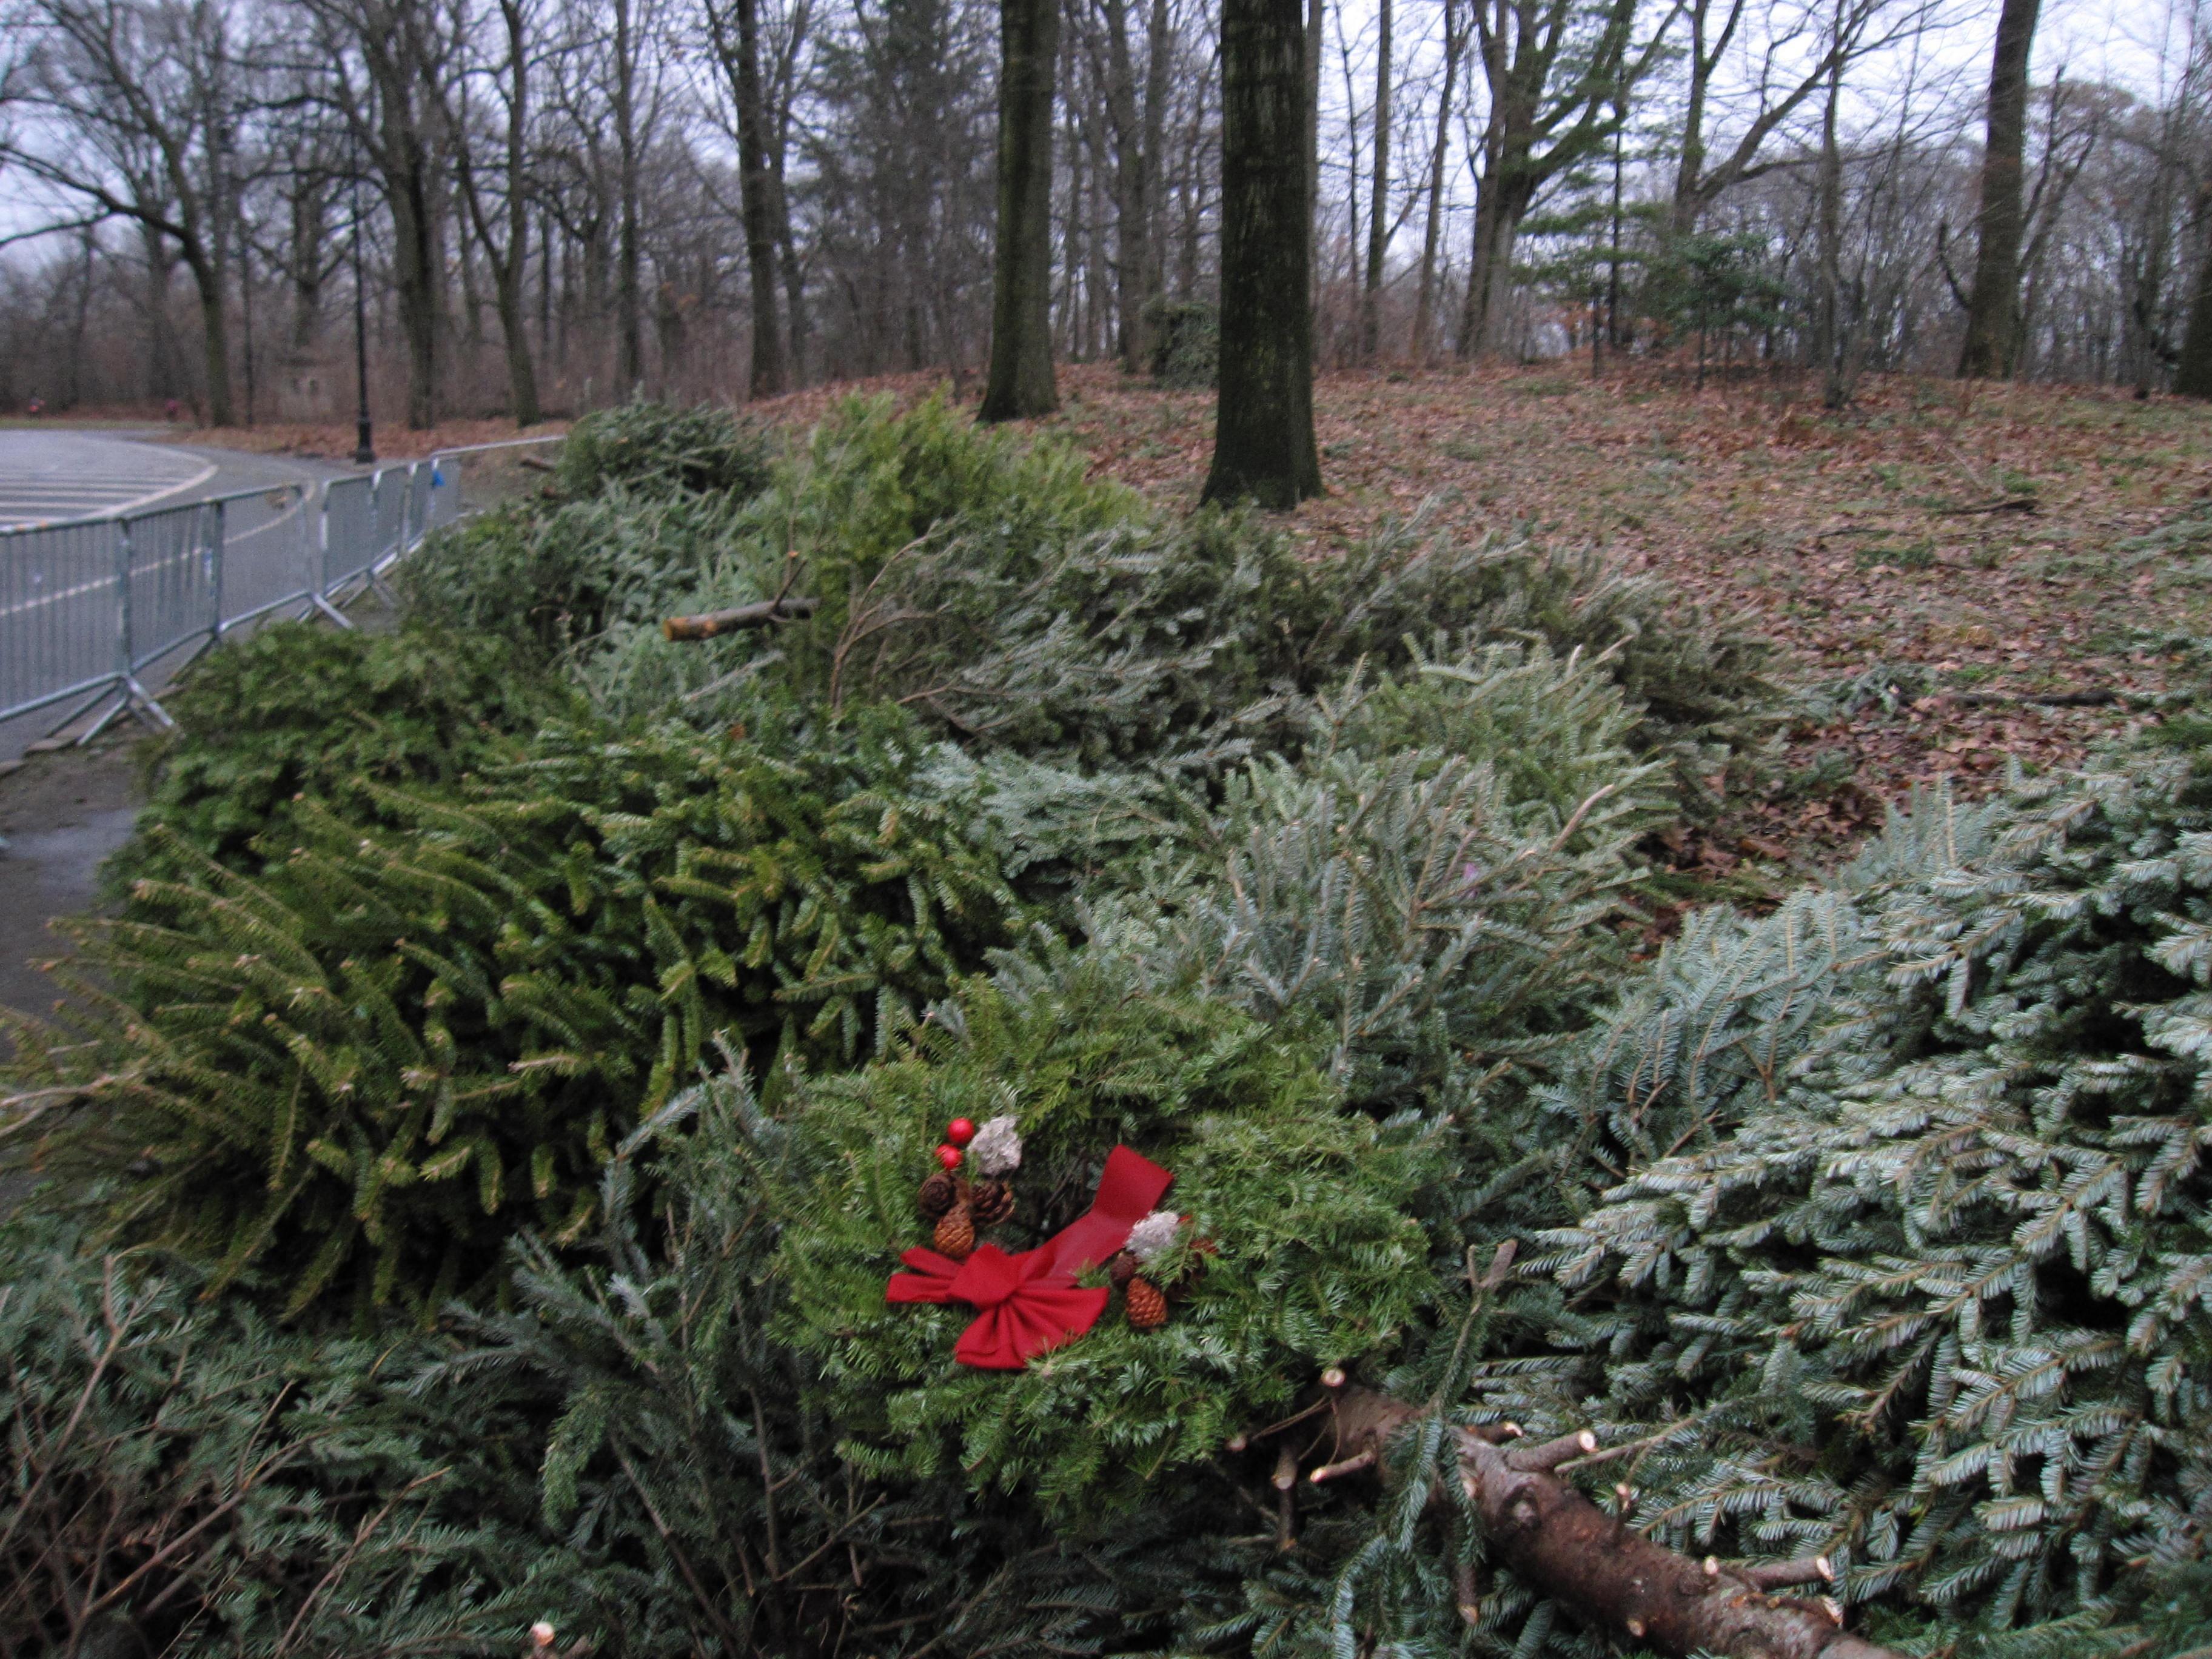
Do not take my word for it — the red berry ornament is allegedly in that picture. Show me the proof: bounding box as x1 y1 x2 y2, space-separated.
935 1144 964 1170
947 1118 976 1147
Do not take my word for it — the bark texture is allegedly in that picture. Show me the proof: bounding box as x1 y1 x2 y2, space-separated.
1203 0 1321 509
662 596 820 640
1304 1386 1900 1659
709 0 789 398
2175 187 2212 397
980 0 1061 421
1957 0 2042 379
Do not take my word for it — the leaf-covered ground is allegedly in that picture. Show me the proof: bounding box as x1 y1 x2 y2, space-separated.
762 361 2212 859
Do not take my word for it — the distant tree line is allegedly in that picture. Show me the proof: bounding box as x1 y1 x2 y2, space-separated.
3 0 2211 435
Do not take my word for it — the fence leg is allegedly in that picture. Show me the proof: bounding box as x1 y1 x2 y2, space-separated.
311 476 354 628
208 498 227 640
77 518 136 745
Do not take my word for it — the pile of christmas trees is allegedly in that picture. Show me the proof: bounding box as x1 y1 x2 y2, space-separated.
3 400 2205 1659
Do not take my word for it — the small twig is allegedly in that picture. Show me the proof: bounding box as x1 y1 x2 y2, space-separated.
1309 1449 1378 1483
1732 1555 1837 1590
1505 1428 1599 1473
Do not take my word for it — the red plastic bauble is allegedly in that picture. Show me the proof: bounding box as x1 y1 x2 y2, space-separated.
935 1144 964 1170
947 1118 976 1147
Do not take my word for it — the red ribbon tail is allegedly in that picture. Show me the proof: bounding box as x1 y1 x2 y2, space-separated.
885 1247 965 1305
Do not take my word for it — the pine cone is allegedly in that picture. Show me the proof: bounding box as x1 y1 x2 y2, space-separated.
969 1178 1014 1227
917 1169 960 1222
1125 1276 1168 1330
933 1204 976 1260
1107 1250 1139 1289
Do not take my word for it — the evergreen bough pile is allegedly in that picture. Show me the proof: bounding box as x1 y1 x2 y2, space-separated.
9 398 2207 1659
10 715 1016 1321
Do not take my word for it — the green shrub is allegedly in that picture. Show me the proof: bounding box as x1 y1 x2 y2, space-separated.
9 717 1021 1321
120 621 564 879
555 398 774 499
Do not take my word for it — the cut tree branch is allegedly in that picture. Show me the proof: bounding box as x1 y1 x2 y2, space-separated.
662 597 819 640
1300 1385 1900 1659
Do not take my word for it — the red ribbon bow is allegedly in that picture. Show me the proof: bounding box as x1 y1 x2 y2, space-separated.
885 1145 1172 1369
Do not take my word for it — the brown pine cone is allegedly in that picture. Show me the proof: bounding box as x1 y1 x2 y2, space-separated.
917 1169 960 1222
1125 1276 1168 1330
969 1178 1014 1227
933 1204 977 1260
1107 1250 1139 1288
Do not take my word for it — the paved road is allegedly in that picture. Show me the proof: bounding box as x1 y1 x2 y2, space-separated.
0 431 218 529
0 431 354 763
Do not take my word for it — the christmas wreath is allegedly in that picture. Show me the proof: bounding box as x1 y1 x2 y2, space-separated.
774 964 1444 1517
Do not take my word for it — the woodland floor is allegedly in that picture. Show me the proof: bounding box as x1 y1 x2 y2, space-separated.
166 361 2212 867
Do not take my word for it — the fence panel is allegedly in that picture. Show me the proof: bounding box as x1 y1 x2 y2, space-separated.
404 461 435 548
215 484 317 628
372 465 411 566
427 456 463 531
323 474 376 592
125 500 223 672
0 518 122 721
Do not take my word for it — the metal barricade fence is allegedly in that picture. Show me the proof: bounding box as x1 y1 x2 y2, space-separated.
125 500 224 675
0 435 560 748
0 518 122 725
321 474 377 594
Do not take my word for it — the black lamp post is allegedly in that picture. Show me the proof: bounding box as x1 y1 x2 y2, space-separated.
350 169 376 466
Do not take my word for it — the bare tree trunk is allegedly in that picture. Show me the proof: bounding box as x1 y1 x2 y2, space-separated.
2175 192 2212 397
612 0 646 390
1458 164 1530 360
1204 0 1321 508
1101 0 1158 372
707 0 789 397
1305 0 1323 262
458 0 543 426
1359 0 1390 360
389 149 443 429
1064 57 1086 357
144 226 181 403
1957 0 2042 378
1814 0 1845 409
1139 0 1172 345
1410 0 1460 361
980 0 1061 420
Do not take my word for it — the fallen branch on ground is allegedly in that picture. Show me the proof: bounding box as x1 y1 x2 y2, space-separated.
1952 688 2119 708
662 597 820 641
1308 1384 1895 1659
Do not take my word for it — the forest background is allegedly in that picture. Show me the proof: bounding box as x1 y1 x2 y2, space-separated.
0 0 2207 421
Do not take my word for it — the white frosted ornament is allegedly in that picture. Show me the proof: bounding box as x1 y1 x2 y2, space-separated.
969 1114 1022 1176
1127 1210 1181 1264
